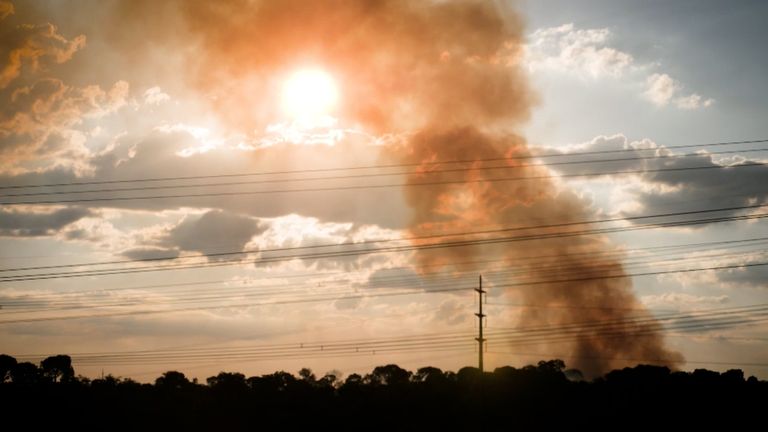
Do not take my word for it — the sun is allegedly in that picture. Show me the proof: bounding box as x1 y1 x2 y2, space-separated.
281 69 339 123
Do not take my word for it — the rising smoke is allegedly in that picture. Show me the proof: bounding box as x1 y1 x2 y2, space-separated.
111 0 682 376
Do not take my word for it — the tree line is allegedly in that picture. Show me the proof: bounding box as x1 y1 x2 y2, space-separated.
1 353 765 429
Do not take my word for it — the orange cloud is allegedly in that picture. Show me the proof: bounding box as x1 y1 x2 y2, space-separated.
0 22 85 89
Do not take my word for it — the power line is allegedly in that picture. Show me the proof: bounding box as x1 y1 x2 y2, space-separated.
4 147 766 198
2 161 766 206
2 202 765 276
15 303 765 366
3 138 766 190
486 351 768 369
2 260 767 325
2 211 765 282
62 315 767 366
4 235 764 305
0 239 762 326
4 247 763 314
2 210 766 283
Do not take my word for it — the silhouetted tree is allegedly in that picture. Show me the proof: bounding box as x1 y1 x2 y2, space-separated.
207 371 247 393
0 354 16 383
318 371 340 388
344 373 363 386
413 366 445 383
365 364 411 386
298 367 316 383
456 366 482 384
564 368 585 381
40 354 74 383
537 359 566 375
722 369 745 384
0 354 765 429
91 374 122 390
155 371 191 390
248 371 296 393
10 362 40 385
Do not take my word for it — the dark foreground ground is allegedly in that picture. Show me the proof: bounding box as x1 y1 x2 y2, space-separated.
2 355 766 430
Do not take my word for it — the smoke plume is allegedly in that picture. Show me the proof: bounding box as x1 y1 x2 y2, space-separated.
110 0 682 376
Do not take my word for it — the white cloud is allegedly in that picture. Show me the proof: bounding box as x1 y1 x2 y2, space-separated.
527 23 633 79
528 24 714 110
644 73 677 106
143 86 170 105
645 73 715 109
642 292 729 310
675 93 715 110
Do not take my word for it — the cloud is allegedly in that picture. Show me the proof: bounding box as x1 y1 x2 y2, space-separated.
0 76 130 173
365 267 421 289
644 73 677 106
0 9 132 174
536 133 667 177
542 134 768 222
121 247 180 261
528 23 713 110
160 210 264 259
143 86 169 105
641 292 730 310
256 214 380 271
675 93 715 110
432 299 467 325
644 73 715 109
0 125 411 229
628 154 768 220
717 261 768 289
0 206 92 236
0 1 13 21
0 21 85 89
362 266 475 293
527 23 633 78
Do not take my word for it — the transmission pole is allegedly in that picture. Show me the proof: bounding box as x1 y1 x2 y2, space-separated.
475 274 486 372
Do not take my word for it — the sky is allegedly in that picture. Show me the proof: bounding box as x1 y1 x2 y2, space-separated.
1 0 767 381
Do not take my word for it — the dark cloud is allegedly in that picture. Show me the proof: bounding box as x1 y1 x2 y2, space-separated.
0 206 91 236
717 262 768 289
536 134 667 177
160 210 264 259
120 247 180 261
542 134 768 222
630 156 768 219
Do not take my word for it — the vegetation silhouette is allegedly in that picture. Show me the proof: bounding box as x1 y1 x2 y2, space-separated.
1 354 765 429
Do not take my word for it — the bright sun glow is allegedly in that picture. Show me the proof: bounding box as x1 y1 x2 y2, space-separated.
281 69 339 122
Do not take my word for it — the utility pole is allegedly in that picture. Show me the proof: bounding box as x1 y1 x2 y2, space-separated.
475 274 486 372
